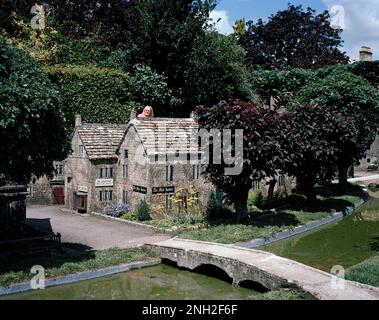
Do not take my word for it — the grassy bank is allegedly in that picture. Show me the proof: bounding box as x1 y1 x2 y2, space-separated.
0 247 156 287
178 184 365 244
346 256 379 287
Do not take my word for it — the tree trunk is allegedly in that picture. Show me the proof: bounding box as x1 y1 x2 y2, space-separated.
338 165 349 190
297 177 317 205
267 179 277 199
234 188 249 224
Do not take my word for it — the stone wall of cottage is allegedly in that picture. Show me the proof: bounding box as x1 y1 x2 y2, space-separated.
118 127 156 212
147 161 212 216
65 130 93 211
26 176 52 205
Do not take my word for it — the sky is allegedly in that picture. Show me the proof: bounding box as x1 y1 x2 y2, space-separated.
210 0 379 61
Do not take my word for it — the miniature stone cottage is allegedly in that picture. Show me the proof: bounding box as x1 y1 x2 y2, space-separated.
65 115 212 214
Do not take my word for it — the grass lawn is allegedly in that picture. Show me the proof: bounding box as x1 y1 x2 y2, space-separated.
0 247 157 287
250 289 313 300
178 184 366 244
346 256 379 287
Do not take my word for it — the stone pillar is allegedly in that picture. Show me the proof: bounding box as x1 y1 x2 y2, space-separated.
360 46 373 62
0 185 28 240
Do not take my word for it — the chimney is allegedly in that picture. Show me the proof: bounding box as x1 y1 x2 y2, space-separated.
360 46 373 62
75 115 82 127
130 109 137 120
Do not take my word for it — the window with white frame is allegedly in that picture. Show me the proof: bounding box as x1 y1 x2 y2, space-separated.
79 145 84 155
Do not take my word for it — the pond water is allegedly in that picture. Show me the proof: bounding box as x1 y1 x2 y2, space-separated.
262 195 379 272
2 264 260 300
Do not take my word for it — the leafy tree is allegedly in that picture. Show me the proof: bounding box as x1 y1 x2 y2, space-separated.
0 37 70 185
294 67 379 186
195 99 286 222
0 0 33 37
252 67 316 106
239 4 349 70
127 64 173 116
233 18 246 38
182 32 252 114
281 104 360 203
351 61 379 87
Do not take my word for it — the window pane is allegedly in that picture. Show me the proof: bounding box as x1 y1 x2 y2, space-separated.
123 165 128 178
125 150 128 158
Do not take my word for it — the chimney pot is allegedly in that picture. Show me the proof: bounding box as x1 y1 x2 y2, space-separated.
130 109 137 120
360 46 373 62
75 115 82 127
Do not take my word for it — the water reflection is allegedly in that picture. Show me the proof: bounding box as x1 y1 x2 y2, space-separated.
262 195 379 272
3 264 259 300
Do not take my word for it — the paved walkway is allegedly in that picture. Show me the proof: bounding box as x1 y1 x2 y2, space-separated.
27 206 170 250
348 174 379 183
148 238 379 300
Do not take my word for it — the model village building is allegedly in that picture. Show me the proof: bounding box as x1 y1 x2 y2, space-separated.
64 114 212 214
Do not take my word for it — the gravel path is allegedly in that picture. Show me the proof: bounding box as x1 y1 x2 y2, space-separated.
26 206 171 250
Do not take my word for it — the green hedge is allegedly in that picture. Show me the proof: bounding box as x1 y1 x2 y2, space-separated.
44 65 137 130
351 61 379 87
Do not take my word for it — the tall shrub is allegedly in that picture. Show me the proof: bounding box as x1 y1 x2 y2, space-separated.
45 65 137 130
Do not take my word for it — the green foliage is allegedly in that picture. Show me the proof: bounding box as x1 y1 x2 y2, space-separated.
239 4 348 70
45 65 136 130
48 35 109 66
252 68 317 106
128 64 173 114
136 199 151 222
205 190 219 221
294 66 379 152
351 61 379 87
248 190 264 210
346 256 379 287
170 212 205 226
0 247 156 287
183 32 253 110
0 37 70 184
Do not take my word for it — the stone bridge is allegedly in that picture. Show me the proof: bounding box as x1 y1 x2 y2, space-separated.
145 238 379 300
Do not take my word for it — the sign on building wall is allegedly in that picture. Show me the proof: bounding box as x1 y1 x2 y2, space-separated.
133 185 148 194
152 186 175 194
78 185 88 193
95 179 114 187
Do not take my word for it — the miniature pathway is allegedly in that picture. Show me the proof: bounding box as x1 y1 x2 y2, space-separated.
147 238 379 300
27 206 170 250
348 174 379 183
